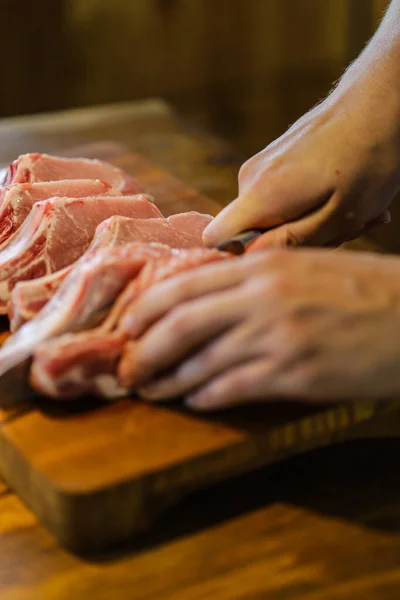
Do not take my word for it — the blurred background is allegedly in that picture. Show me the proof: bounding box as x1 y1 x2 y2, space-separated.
0 0 395 246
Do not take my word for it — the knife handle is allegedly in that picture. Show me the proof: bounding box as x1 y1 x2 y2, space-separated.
217 229 267 255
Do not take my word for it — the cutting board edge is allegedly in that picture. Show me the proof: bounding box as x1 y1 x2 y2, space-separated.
0 399 385 553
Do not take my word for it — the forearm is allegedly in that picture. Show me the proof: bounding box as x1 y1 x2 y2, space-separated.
335 0 400 100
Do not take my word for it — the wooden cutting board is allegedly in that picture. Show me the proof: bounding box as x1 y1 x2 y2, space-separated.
0 142 397 554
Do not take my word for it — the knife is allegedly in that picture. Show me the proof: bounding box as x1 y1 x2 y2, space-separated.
217 229 266 255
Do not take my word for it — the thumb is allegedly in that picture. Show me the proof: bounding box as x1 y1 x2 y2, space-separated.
203 192 268 247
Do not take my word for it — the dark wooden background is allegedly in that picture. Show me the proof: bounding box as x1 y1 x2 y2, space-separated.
0 0 388 154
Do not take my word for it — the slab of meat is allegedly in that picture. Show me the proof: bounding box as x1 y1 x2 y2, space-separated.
9 211 213 330
31 332 128 400
0 153 144 195
91 212 213 249
30 248 230 399
9 265 72 332
0 194 162 312
0 243 174 379
0 179 115 248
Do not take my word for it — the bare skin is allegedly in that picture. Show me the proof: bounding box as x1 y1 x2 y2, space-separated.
120 250 400 410
118 1 400 410
203 1 400 249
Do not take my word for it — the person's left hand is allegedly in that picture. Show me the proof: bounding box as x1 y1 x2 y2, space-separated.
118 249 400 411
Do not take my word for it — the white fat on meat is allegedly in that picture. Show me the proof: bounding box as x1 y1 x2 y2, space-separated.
0 243 173 378
9 211 213 330
30 248 230 399
0 179 116 248
0 153 144 195
0 194 162 312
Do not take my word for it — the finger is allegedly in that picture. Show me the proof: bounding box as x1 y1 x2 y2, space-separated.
202 192 269 247
185 359 275 410
121 253 263 338
246 194 353 251
139 323 260 400
324 210 391 248
185 356 322 411
118 289 246 389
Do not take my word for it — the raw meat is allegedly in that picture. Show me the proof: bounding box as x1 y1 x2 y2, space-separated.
0 153 144 195
31 332 127 400
0 244 174 379
30 248 230 399
0 194 161 312
9 212 213 330
90 212 213 249
9 266 72 332
0 179 114 247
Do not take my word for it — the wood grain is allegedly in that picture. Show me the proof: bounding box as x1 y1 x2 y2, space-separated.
0 140 396 554
0 99 398 598
2 436 400 599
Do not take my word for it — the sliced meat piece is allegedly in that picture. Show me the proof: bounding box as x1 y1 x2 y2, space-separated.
30 248 230 399
90 212 213 249
102 247 226 332
0 194 162 312
9 211 213 330
0 179 114 248
0 153 144 195
31 332 127 400
9 265 72 332
0 243 173 378
167 212 213 241
9 265 73 332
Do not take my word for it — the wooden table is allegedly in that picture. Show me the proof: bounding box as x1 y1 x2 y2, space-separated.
0 99 399 599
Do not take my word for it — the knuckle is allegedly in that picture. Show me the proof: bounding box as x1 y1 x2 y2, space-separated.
276 227 303 248
168 305 192 335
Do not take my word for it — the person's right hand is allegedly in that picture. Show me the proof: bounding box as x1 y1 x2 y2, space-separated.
203 79 400 250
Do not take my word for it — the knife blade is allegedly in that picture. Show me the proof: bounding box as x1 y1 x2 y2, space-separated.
217 229 266 255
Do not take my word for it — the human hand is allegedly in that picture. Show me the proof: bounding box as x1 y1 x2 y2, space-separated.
203 81 400 250
118 249 400 410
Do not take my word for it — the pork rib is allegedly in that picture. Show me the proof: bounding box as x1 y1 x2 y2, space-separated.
91 212 213 249
0 153 144 195
9 211 213 330
30 248 230 399
0 194 162 312
0 243 174 378
0 179 115 248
